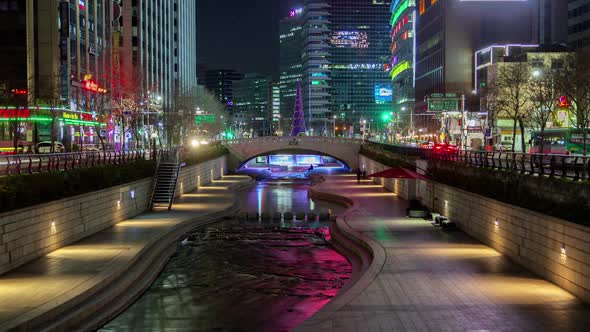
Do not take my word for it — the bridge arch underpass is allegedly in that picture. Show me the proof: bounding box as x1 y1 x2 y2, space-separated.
237 149 351 171
222 137 364 172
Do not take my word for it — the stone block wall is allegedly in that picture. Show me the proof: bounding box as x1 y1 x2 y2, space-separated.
0 155 228 275
415 174 590 303
175 155 227 196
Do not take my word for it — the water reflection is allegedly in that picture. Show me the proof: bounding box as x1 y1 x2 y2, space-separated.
100 176 351 332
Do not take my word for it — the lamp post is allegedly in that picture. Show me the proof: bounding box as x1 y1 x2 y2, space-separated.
333 115 337 137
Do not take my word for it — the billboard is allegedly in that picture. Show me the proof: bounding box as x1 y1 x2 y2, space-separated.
375 85 393 104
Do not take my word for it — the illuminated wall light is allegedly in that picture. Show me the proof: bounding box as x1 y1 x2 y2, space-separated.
130 190 135 199
51 221 57 234
561 244 567 256
494 219 499 227
117 200 121 209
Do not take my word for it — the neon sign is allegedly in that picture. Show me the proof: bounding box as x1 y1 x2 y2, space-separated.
558 95 570 108
289 8 303 17
11 89 27 96
81 74 107 94
0 109 30 119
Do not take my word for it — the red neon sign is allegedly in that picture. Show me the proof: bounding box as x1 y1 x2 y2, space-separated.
11 89 27 96
82 79 107 94
80 113 93 121
558 95 570 108
0 109 30 119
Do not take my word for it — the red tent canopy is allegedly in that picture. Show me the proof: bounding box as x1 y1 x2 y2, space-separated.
367 167 429 180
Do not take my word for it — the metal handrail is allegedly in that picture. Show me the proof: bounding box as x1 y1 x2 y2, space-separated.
0 148 179 176
366 141 590 181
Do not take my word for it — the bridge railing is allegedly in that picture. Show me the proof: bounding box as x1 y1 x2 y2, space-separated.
220 136 365 145
367 141 590 181
0 148 182 176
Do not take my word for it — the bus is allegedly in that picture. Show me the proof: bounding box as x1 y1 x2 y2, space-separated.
530 129 590 155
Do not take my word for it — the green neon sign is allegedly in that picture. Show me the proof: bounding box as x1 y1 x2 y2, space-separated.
390 61 410 81
390 0 409 26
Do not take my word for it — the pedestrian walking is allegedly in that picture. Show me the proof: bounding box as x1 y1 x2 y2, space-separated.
356 168 362 184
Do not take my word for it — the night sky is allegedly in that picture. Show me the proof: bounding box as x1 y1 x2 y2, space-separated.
197 0 293 80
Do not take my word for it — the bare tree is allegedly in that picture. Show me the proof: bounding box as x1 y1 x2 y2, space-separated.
555 54 590 155
487 62 532 152
528 68 558 154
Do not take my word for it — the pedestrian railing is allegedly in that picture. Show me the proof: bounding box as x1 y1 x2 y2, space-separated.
367 141 590 181
0 148 181 176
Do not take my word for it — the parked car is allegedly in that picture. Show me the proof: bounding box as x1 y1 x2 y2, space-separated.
36 141 65 154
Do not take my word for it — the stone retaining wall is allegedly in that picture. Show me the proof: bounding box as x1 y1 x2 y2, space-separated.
0 155 228 275
360 155 590 302
416 177 590 302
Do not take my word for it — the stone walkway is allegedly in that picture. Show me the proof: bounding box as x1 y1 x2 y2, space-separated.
298 174 590 332
0 175 252 331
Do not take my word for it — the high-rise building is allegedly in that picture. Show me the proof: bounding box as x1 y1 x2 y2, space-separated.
233 73 271 137
414 0 534 133
271 82 282 134
279 8 304 132
301 0 392 136
203 69 244 113
389 0 417 135
118 0 196 113
0 0 114 149
301 1 332 135
327 0 392 137
533 0 568 45
568 0 590 50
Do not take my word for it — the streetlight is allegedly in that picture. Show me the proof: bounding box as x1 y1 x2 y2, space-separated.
333 115 337 137
532 69 542 78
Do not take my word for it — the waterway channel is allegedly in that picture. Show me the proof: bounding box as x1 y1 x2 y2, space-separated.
100 169 352 332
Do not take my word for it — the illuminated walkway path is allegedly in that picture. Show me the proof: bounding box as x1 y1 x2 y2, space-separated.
0 175 253 331
297 175 590 332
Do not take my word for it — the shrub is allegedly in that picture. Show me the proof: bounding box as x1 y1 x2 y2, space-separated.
0 159 154 213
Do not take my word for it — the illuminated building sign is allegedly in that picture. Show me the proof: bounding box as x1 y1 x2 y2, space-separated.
330 31 369 48
558 96 570 108
11 89 27 96
375 85 393 104
289 8 303 17
0 109 30 119
390 60 410 80
391 0 409 25
62 112 79 120
81 74 107 94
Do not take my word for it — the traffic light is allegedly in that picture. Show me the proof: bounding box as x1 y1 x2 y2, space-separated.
381 112 393 122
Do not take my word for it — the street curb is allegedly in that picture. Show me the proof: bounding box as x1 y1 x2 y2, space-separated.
1 179 254 332
295 184 387 331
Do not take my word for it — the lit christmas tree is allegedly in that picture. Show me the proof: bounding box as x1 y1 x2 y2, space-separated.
290 81 306 136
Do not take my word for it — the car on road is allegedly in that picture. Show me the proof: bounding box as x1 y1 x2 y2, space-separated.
433 143 458 155
36 141 65 154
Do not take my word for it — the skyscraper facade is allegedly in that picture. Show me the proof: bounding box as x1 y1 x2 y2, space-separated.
279 8 304 132
300 0 392 136
568 0 590 50
389 0 417 135
119 0 196 111
203 69 244 113
0 0 114 148
414 0 533 132
301 0 331 134
233 73 271 137
327 0 392 137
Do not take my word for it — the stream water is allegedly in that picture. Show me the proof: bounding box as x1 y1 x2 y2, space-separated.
100 172 351 332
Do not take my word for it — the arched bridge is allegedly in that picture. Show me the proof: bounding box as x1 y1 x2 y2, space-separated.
221 136 365 169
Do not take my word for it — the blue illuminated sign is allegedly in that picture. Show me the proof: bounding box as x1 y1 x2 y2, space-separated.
375 84 393 104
